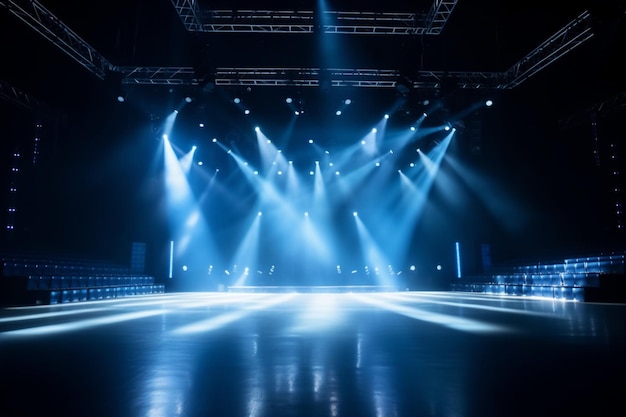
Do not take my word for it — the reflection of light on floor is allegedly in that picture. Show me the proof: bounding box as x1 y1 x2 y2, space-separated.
350 293 512 334
0 307 111 323
287 293 345 333
1 309 169 337
383 292 559 318
172 293 297 335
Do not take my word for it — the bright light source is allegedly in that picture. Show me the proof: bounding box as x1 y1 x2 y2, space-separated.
286 97 293 103
185 96 192 103
336 110 342 116
372 128 377 133
304 212 309 217
335 171 340 175
277 171 283 175
117 94 125 103
308 139 314 144
309 171 314 176
212 138 217 142
191 145 197 151
375 162 381 167
257 211 262 216
444 125 450 131
353 211 358 217
234 97 241 104
244 109 250 115
384 114 389 119
182 265 188 271
198 161 203 166
295 111 300 116
199 123 205 128
485 99 493 107
344 98 351 105
410 126 416 131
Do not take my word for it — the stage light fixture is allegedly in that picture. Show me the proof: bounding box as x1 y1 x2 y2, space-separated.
286 97 293 103
486 99 494 107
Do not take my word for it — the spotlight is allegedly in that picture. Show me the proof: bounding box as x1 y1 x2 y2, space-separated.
485 99 494 107
372 128 377 133
344 98 351 105
185 96 193 103
353 211 358 217
304 211 309 217
258 211 262 216
336 110 342 116
116 93 126 103
244 109 250 115
199 123 205 128
384 114 389 119
286 97 293 103
308 139 314 144
234 97 241 104
212 138 217 142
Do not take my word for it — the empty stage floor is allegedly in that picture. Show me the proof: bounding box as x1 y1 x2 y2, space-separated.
1 291 625 417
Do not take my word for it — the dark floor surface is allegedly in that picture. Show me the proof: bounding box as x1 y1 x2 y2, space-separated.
1 291 625 417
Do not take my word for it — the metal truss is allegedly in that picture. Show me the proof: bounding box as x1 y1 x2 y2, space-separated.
116 66 509 90
423 0 459 35
558 90 626 130
501 10 594 89
2 0 114 80
170 0 458 35
0 79 57 119
115 66 198 86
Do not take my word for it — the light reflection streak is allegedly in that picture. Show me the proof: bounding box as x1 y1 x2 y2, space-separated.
384 292 560 318
350 293 511 333
287 293 344 333
1 309 169 337
172 293 297 335
0 307 111 323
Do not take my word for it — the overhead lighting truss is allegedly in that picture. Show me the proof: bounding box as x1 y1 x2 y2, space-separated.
2 0 114 80
501 10 594 89
2 0 595 100
170 0 459 35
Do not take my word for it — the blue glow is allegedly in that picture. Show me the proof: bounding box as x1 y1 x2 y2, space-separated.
456 241 462 278
169 241 174 278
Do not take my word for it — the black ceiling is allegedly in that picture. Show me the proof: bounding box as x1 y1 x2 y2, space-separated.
2 0 625 115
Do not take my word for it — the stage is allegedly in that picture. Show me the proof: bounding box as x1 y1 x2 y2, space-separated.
1 291 625 417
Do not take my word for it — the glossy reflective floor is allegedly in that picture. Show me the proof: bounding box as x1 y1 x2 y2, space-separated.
1 291 625 417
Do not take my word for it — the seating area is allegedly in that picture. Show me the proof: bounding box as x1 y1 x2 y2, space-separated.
451 252 626 302
0 254 164 306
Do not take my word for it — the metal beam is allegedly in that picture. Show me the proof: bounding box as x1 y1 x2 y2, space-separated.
3 0 114 80
0 79 58 119
502 10 594 89
171 1 458 35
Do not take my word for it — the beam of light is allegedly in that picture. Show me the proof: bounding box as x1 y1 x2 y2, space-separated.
1 309 169 337
172 293 297 335
162 111 178 138
353 214 396 287
231 212 263 286
445 154 531 235
381 130 456 262
163 135 194 204
178 145 197 174
350 293 511 334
